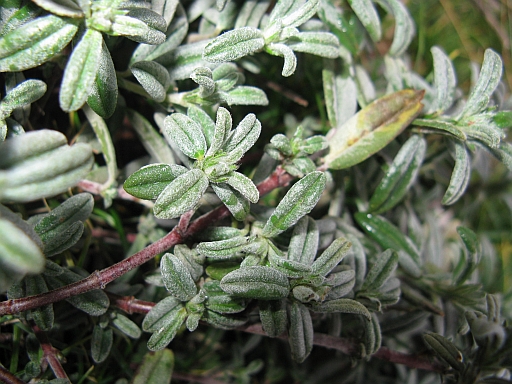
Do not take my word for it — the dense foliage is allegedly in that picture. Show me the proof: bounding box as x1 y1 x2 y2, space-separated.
0 0 511 383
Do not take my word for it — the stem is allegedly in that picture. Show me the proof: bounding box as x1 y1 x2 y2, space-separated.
0 168 293 316
0 365 24 384
33 325 69 381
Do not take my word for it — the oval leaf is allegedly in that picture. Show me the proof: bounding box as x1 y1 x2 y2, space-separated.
131 61 171 102
160 253 197 301
203 26 265 63
133 349 174 384
164 113 207 159
124 164 187 200
91 326 113 363
220 266 290 300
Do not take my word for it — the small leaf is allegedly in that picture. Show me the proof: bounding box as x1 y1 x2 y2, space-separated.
355 213 422 277
223 113 261 162
203 26 265 63
226 172 259 203
133 349 174 384
205 261 240 280
259 299 287 337
288 216 319 265
142 296 183 333
361 249 399 291
288 301 314 363
347 0 382 42
311 237 352 277
211 183 250 221
376 0 415 57
265 43 297 77
369 135 426 214
220 266 290 300
442 140 471 205
124 164 188 200
197 235 251 259
310 298 371 320
0 15 79 72
430 46 456 114
164 113 207 159
455 226 480 285
160 253 197 301
0 80 46 119
191 66 215 98
174 245 203 282
87 39 118 118
263 171 326 237
25 275 53 330
112 9 166 45
202 309 247 329
91 326 113 363
59 29 103 112
131 61 171 102
461 49 503 118
225 86 269 106
112 314 142 339
31 0 84 18
188 105 216 148
423 332 465 371
413 118 467 141
154 169 209 219
207 106 231 156
203 280 246 314
286 31 340 59
322 64 358 129
325 90 424 170
280 0 320 29
268 242 312 278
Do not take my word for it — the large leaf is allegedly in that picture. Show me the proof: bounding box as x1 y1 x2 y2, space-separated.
220 266 290 300
160 253 197 301
325 90 424 170
124 164 187 200
133 349 174 384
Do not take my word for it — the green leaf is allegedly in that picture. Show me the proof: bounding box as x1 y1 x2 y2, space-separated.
154 169 209 219
286 31 340 59
191 66 215 98
0 216 44 274
288 301 314 363
324 270 356 300
347 0 382 42
363 313 382 356
225 86 269 106
268 242 312 278
442 140 470 205
0 79 46 119
220 266 290 300
187 105 216 148
226 172 259 204
0 134 93 203
142 296 183 333
60 29 102 111
160 253 197 301
112 314 142 339
322 64 358 129
133 349 174 384
197 235 250 259
265 43 297 77
207 106 231 156
423 332 464 371
325 89 424 170
91 325 113 363
355 213 422 277
455 226 480 285
311 237 352 277
413 118 467 141
488 140 512 170
0 3 43 38
310 298 371 320
87 39 118 118
262 171 326 237
31 0 84 18
203 280 246 314
211 183 251 221
376 0 415 57
361 249 398 291
0 15 78 71
147 306 187 351
25 275 53 330
111 9 166 45
131 61 171 102
202 309 247 329
164 113 207 159
288 216 319 265
45 268 109 316
460 49 503 119
259 299 287 337
369 135 426 213
203 26 265 63
223 113 261 162
174 245 204 282
205 261 240 280
124 164 187 200
430 46 456 114
280 0 320 29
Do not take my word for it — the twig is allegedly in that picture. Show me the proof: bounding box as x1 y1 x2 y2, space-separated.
0 364 25 384
33 325 69 381
0 168 293 316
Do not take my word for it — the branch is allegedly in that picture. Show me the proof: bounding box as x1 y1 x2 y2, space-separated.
0 365 25 384
107 295 445 373
0 168 293 316
33 325 69 381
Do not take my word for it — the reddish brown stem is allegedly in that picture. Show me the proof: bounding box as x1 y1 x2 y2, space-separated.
0 168 292 316
33 325 69 381
0 365 25 384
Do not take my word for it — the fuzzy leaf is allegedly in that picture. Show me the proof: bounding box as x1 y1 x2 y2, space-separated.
355 213 422 277
112 8 166 45
124 164 187 200
413 118 467 141
310 298 371 320
211 183 251 221
347 0 382 42
0 15 78 72
268 242 312 278
203 280 247 314
223 113 261 162
160 253 197 301
280 0 320 29
431 46 456 114
263 171 326 237
87 39 118 118
376 0 415 57
191 66 215 98
455 226 480 285
361 249 398 291
226 171 259 203
0 80 46 119
259 299 287 337
369 135 426 213
325 90 424 170
154 169 209 219
461 49 503 118
202 309 248 329
225 86 269 106
311 237 352 277
31 0 83 18
288 301 314 363
207 107 231 156
442 141 470 205
203 26 265 63
288 216 319 265
91 326 113 363
112 314 142 339
25 275 53 330
142 296 183 333
322 65 358 129
265 43 297 77
164 113 207 159
59 29 102 111
220 266 290 300
423 332 465 371
286 31 340 59
131 61 171 102
133 349 174 384
146 305 187 351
